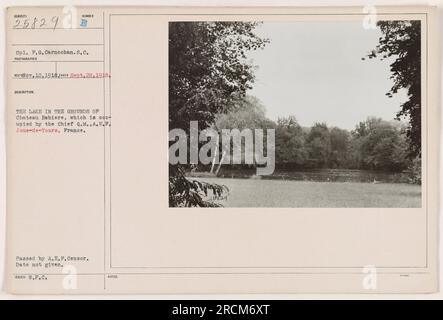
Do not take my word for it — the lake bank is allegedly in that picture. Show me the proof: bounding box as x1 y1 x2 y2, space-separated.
189 168 412 184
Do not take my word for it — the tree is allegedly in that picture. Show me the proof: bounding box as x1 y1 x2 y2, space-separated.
214 95 269 131
364 21 421 158
213 95 274 172
305 123 331 168
169 22 268 207
329 127 350 168
275 116 307 167
350 117 409 171
169 22 268 131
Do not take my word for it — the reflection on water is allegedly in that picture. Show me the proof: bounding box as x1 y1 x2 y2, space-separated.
192 169 409 183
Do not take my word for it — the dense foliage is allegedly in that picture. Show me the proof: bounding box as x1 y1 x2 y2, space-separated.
215 109 411 172
169 22 268 131
169 165 228 207
169 22 268 207
364 21 421 159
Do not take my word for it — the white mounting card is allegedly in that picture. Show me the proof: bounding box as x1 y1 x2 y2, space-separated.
5 5 439 294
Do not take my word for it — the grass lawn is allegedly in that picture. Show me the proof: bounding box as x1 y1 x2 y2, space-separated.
195 177 421 208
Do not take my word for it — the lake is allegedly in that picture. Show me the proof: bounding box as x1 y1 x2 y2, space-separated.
211 168 410 183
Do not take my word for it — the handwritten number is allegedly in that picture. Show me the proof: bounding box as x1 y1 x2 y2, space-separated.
12 16 59 29
31 17 38 29
51 16 59 30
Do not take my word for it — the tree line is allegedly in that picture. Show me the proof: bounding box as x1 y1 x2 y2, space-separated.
214 97 413 173
275 116 409 172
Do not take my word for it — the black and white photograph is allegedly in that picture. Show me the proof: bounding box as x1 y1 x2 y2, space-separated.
168 19 422 208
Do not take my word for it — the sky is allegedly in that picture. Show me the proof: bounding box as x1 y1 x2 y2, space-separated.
247 21 408 130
